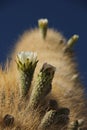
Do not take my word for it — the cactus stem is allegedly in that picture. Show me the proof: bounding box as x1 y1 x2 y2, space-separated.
16 51 38 97
67 35 79 48
29 63 56 109
38 18 48 39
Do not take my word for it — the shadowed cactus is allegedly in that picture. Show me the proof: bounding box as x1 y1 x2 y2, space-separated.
38 109 68 130
0 18 87 130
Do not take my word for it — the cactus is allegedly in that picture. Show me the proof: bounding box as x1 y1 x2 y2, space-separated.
38 18 48 39
29 63 55 109
16 51 38 97
0 18 87 130
67 35 79 48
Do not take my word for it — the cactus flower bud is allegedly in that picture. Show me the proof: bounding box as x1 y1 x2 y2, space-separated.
38 18 48 39
67 34 79 48
16 51 38 97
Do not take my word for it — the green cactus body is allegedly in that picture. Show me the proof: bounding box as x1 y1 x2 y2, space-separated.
19 62 37 97
29 63 55 108
16 52 38 97
38 110 58 130
38 19 48 39
67 35 79 48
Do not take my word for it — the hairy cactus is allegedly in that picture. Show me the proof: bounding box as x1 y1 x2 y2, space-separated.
29 63 55 109
16 51 38 97
0 19 87 130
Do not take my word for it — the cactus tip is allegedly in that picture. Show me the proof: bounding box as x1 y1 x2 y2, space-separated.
38 18 48 39
67 34 79 48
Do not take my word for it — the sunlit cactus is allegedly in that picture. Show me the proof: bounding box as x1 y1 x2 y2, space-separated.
67 35 79 47
0 18 87 130
38 18 48 39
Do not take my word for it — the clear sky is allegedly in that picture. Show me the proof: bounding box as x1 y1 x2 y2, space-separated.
0 0 87 92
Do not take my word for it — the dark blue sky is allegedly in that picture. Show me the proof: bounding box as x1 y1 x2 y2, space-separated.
0 0 87 92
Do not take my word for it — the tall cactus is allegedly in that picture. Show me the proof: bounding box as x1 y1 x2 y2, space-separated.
0 19 87 130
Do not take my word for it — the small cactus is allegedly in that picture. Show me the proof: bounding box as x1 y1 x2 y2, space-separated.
38 109 69 130
67 35 79 48
38 18 48 39
16 51 38 97
38 110 58 130
29 63 56 109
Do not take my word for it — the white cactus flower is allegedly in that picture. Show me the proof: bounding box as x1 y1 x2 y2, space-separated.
38 18 48 39
17 51 37 64
38 18 48 27
16 51 38 97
